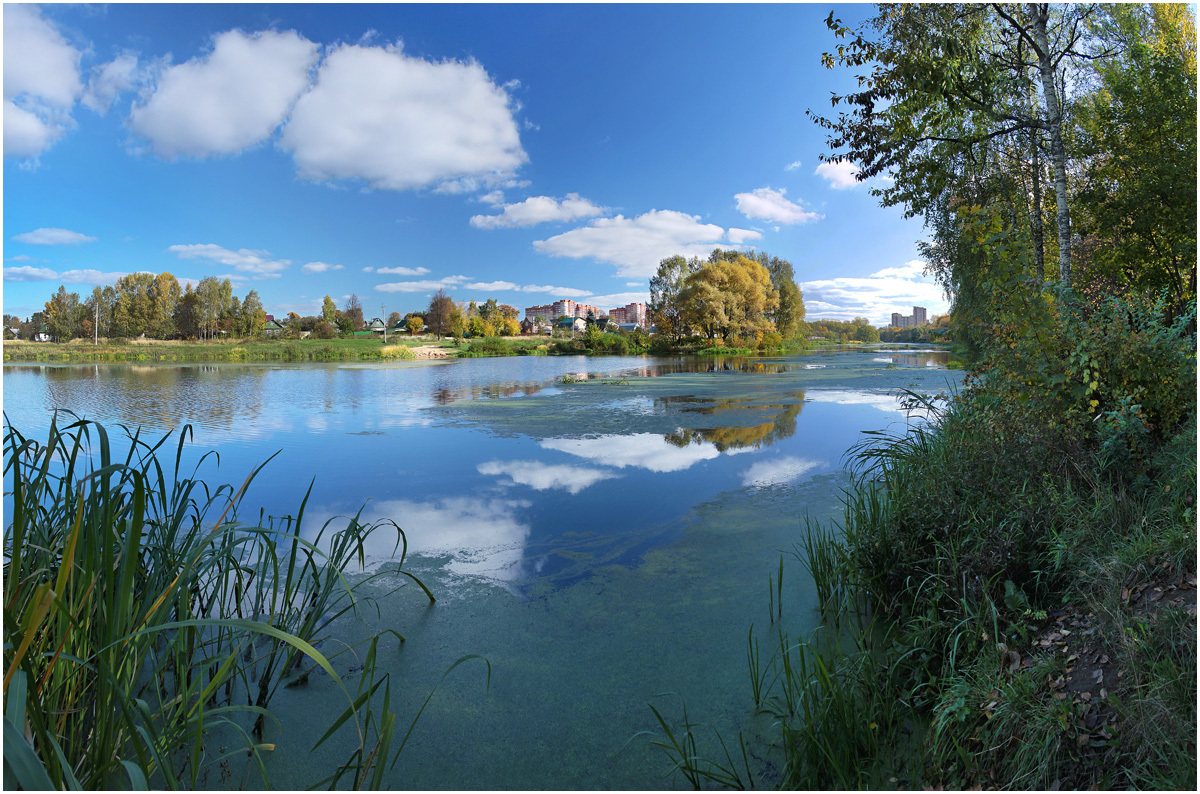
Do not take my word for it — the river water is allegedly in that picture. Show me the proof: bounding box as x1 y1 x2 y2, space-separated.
2 346 961 789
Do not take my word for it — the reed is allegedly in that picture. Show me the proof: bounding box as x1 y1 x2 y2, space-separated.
2 414 451 789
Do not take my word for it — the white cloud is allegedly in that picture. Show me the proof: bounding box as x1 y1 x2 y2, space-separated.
734 187 823 225
741 456 821 488
59 269 126 286
726 227 763 244
3 5 83 158
12 228 97 245
465 280 519 292
470 193 606 229
301 261 343 274
478 460 619 494
814 160 860 189
625 282 642 287
784 160 802 171
81 53 142 114
518 284 592 298
582 291 650 307
5 254 45 263
541 433 721 473
167 243 291 277
3 266 59 282
374 266 430 276
800 258 949 325
869 261 926 280
3 265 125 285
457 281 595 298
129 30 319 158
279 42 526 191
374 276 469 293
432 176 529 196
534 209 750 279
478 189 506 206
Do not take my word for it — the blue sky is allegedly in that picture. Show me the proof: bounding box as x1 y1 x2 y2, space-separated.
3 2 950 324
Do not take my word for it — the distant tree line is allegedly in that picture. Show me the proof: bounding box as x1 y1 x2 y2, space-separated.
8 273 266 342
805 317 880 343
423 290 520 340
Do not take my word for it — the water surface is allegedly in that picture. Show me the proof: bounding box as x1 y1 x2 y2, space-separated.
3 346 962 789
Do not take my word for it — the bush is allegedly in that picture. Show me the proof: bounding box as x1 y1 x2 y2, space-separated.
312 321 338 339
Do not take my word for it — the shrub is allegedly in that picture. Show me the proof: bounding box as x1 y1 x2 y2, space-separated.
312 321 338 339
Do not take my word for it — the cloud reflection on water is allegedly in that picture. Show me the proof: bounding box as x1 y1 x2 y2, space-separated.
305 497 533 581
477 459 620 494
740 456 822 488
541 432 722 473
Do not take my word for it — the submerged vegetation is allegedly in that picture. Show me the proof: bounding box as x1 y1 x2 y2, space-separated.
2 416 485 789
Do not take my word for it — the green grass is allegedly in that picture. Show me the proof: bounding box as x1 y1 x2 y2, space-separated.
652 375 1195 789
2 415 485 789
2 337 438 364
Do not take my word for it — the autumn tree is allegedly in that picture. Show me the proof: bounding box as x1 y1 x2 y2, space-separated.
650 255 700 343
406 315 423 336
44 286 82 342
241 289 266 336
679 254 779 343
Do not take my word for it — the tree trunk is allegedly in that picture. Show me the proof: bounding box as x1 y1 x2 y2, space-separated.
1030 123 1045 288
1030 3 1072 286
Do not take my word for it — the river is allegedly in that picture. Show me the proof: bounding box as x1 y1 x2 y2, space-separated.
2 345 962 789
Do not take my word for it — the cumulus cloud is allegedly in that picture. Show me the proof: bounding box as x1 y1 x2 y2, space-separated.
534 209 751 279
129 30 319 158
800 258 949 325
167 243 291 277
814 160 861 189
3 265 125 285
3 266 59 282
478 460 619 494
81 53 143 114
726 227 763 244
470 193 606 229
734 187 823 225
301 261 343 274
466 280 519 291
279 41 526 190
12 228 96 245
374 276 469 293
3 5 83 158
784 160 802 171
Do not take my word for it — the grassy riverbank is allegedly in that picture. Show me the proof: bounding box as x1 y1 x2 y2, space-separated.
2 417 484 789
1 336 448 363
656 293 1196 789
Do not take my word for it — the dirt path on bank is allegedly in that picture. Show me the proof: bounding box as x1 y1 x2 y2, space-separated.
409 345 458 359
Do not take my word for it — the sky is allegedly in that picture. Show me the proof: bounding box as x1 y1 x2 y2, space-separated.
2 2 951 325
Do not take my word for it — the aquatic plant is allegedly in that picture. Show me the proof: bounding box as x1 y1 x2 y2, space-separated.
1 414 472 789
